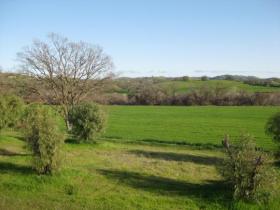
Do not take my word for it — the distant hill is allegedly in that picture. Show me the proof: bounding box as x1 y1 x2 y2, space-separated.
0 72 280 105
112 75 280 94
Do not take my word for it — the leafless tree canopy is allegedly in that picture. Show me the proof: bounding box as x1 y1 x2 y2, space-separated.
18 33 113 128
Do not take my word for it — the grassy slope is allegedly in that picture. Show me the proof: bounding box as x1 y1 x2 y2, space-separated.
0 131 279 210
157 80 280 93
104 106 280 150
114 80 280 94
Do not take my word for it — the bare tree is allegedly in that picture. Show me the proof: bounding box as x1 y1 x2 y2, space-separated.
18 33 113 130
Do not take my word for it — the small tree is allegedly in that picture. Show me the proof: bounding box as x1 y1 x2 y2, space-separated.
182 76 190 81
219 135 276 202
266 112 280 147
69 103 106 143
0 95 24 131
201 76 209 81
22 105 64 174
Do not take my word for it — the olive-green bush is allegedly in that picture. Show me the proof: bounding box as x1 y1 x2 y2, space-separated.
22 105 64 174
219 135 277 202
0 95 24 131
69 103 106 143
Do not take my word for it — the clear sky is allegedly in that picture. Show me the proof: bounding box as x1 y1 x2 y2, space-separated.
0 0 279 78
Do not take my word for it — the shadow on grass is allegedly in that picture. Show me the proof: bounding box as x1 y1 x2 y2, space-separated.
15 136 26 142
64 138 79 144
1 132 26 142
0 148 30 157
65 138 98 145
103 136 222 150
274 160 280 167
127 139 222 149
0 162 33 174
129 150 223 166
140 139 222 150
98 169 231 205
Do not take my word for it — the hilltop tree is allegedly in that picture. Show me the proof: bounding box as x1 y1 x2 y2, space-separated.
18 33 113 130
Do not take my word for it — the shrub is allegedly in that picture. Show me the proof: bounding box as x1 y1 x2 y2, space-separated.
0 95 24 131
219 135 276 202
201 76 209 81
69 103 106 143
266 112 280 144
182 76 190 81
22 105 64 174
64 184 77 195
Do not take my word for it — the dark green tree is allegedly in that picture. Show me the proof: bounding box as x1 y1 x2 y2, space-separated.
69 103 106 143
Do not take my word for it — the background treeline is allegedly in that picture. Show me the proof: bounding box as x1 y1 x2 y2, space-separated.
1 72 280 106
108 83 280 106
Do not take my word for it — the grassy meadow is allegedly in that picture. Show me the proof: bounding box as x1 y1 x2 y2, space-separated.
114 79 280 95
0 105 280 209
159 80 280 93
104 106 280 150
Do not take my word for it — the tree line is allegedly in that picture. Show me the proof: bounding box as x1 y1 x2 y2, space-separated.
1 74 280 106
101 81 280 106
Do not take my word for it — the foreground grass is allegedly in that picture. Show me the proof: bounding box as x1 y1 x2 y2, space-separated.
0 131 279 210
104 106 279 150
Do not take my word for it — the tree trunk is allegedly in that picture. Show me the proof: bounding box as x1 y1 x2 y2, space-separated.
65 118 72 132
62 105 72 132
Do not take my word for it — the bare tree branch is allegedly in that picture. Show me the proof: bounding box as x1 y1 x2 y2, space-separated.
18 33 113 129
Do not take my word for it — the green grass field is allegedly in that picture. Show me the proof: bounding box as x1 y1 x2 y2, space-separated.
157 80 280 93
0 132 279 210
114 80 280 94
104 106 280 150
0 106 280 210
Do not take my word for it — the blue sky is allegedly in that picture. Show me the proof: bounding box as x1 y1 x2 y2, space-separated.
0 0 279 78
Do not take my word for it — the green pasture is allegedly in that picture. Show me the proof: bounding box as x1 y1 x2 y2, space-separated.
157 80 280 93
104 106 280 150
0 105 280 209
0 131 279 210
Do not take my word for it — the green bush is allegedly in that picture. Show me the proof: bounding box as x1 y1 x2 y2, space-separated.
69 103 106 143
0 95 24 131
22 105 64 174
219 135 276 202
182 76 190 81
266 112 280 144
201 76 209 81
